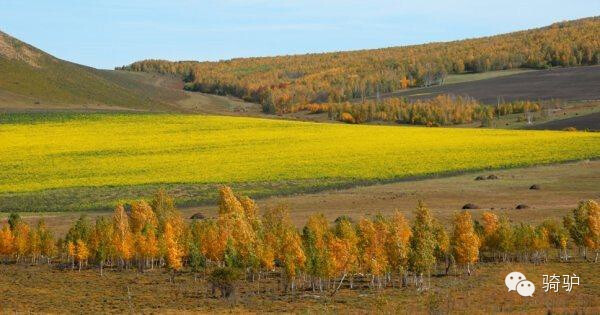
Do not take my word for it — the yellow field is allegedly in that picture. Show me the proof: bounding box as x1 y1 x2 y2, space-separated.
1 113 599 195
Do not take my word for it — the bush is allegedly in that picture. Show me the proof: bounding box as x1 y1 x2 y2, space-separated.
340 112 356 124
208 267 242 299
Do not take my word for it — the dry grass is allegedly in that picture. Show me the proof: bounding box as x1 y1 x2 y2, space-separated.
0 261 597 313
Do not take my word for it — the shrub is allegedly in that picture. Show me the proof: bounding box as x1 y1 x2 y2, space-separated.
208 267 242 299
340 112 356 124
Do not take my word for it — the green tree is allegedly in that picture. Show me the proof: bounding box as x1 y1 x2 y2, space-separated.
89 217 114 275
302 213 332 292
8 213 22 231
408 201 436 289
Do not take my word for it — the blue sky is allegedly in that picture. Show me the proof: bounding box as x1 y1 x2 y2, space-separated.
1 1 598 69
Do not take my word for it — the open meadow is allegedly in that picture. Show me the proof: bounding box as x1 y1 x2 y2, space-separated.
1 113 599 212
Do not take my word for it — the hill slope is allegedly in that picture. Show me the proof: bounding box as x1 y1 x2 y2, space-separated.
0 30 187 111
120 17 600 113
385 65 600 103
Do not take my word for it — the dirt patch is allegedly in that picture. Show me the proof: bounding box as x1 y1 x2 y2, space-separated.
0 31 42 67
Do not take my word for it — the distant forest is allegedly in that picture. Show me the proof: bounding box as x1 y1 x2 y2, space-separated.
119 17 600 114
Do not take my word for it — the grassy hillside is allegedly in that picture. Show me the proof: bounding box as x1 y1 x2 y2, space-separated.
0 31 186 111
120 17 600 113
0 113 598 211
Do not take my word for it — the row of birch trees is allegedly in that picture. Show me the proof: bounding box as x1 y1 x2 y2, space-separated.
0 187 598 293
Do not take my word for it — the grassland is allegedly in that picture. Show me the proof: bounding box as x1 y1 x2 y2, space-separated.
0 30 191 112
0 261 597 313
1 113 599 212
6 160 596 237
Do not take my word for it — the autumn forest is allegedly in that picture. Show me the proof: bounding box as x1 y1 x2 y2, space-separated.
120 17 599 118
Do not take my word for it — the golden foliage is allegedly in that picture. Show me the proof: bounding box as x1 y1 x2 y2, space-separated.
358 218 388 276
385 211 412 273
112 204 134 262
120 17 599 113
0 224 14 256
451 211 480 267
164 221 184 271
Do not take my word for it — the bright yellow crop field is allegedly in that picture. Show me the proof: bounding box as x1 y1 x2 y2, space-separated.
1 113 599 195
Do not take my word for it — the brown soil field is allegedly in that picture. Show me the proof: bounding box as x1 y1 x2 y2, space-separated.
385 65 600 104
529 111 600 131
6 160 599 237
0 261 597 313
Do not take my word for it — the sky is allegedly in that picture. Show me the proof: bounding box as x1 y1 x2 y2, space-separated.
0 1 598 69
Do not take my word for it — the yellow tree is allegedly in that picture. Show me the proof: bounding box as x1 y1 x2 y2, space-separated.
451 211 480 275
385 211 412 285
218 185 244 216
67 241 76 269
37 220 56 265
564 200 599 260
280 227 306 294
329 217 359 293
75 239 89 271
130 200 158 269
0 224 15 260
13 222 30 263
481 211 500 256
140 226 159 269
112 204 134 268
263 205 305 294
239 195 261 232
256 240 275 271
584 200 600 262
358 217 388 289
217 186 258 268
532 225 551 263
164 221 183 272
28 224 42 264
197 219 227 262
130 200 157 234
302 213 333 292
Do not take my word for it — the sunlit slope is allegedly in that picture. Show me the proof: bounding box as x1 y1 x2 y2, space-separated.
0 31 184 110
1 114 599 193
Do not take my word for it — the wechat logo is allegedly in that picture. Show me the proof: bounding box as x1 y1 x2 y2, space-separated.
505 271 535 297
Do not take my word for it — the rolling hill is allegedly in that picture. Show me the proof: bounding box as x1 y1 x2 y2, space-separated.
120 17 600 113
0 30 187 111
